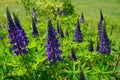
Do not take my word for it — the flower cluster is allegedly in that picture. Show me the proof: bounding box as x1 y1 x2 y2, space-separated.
46 19 63 65
99 21 111 54
6 8 29 56
74 19 83 42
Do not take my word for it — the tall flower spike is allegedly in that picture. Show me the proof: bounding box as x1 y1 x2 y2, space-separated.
79 12 85 23
98 9 104 40
7 8 28 56
99 21 111 54
70 47 77 61
74 19 83 42
32 17 39 37
46 19 63 65
89 39 94 52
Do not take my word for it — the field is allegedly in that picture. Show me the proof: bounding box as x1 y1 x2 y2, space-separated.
0 0 120 80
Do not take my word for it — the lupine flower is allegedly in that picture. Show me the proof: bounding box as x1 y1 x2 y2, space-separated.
46 19 63 65
32 7 38 23
80 70 86 80
32 17 39 37
70 47 77 61
74 19 83 42
99 21 111 54
79 12 85 23
61 8 66 16
6 8 29 56
89 39 94 52
98 9 104 39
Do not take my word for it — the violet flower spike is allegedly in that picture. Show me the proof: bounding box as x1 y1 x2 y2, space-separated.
99 21 111 54
6 8 28 56
46 19 63 65
74 19 83 42
98 9 104 40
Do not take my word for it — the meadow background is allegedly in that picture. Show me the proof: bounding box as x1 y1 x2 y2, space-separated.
0 0 120 80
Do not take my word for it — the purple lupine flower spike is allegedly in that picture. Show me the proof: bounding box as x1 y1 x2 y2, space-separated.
6 8 29 56
74 19 83 42
89 39 94 52
46 18 63 65
99 21 111 54
98 9 104 39
32 17 39 37
80 12 85 23
70 47 77 61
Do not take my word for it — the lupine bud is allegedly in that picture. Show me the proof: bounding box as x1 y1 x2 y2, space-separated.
46 19 63 65
98 9 104 40
32 17 39 37
80 70 86 80
74 19 83 42
6 8 29 56
79 12 85 23
99 21 111 54
70 47 77 61
89 39 94 52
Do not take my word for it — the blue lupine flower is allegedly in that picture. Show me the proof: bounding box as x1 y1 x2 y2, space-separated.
79 12 85 23
80 70 86 80
98 9 104 39
70 47 77 61
74 19 83 42
99 21 111 54
6 8 29 56
46 19 63 65
32 17 39 37
89 39 94 52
